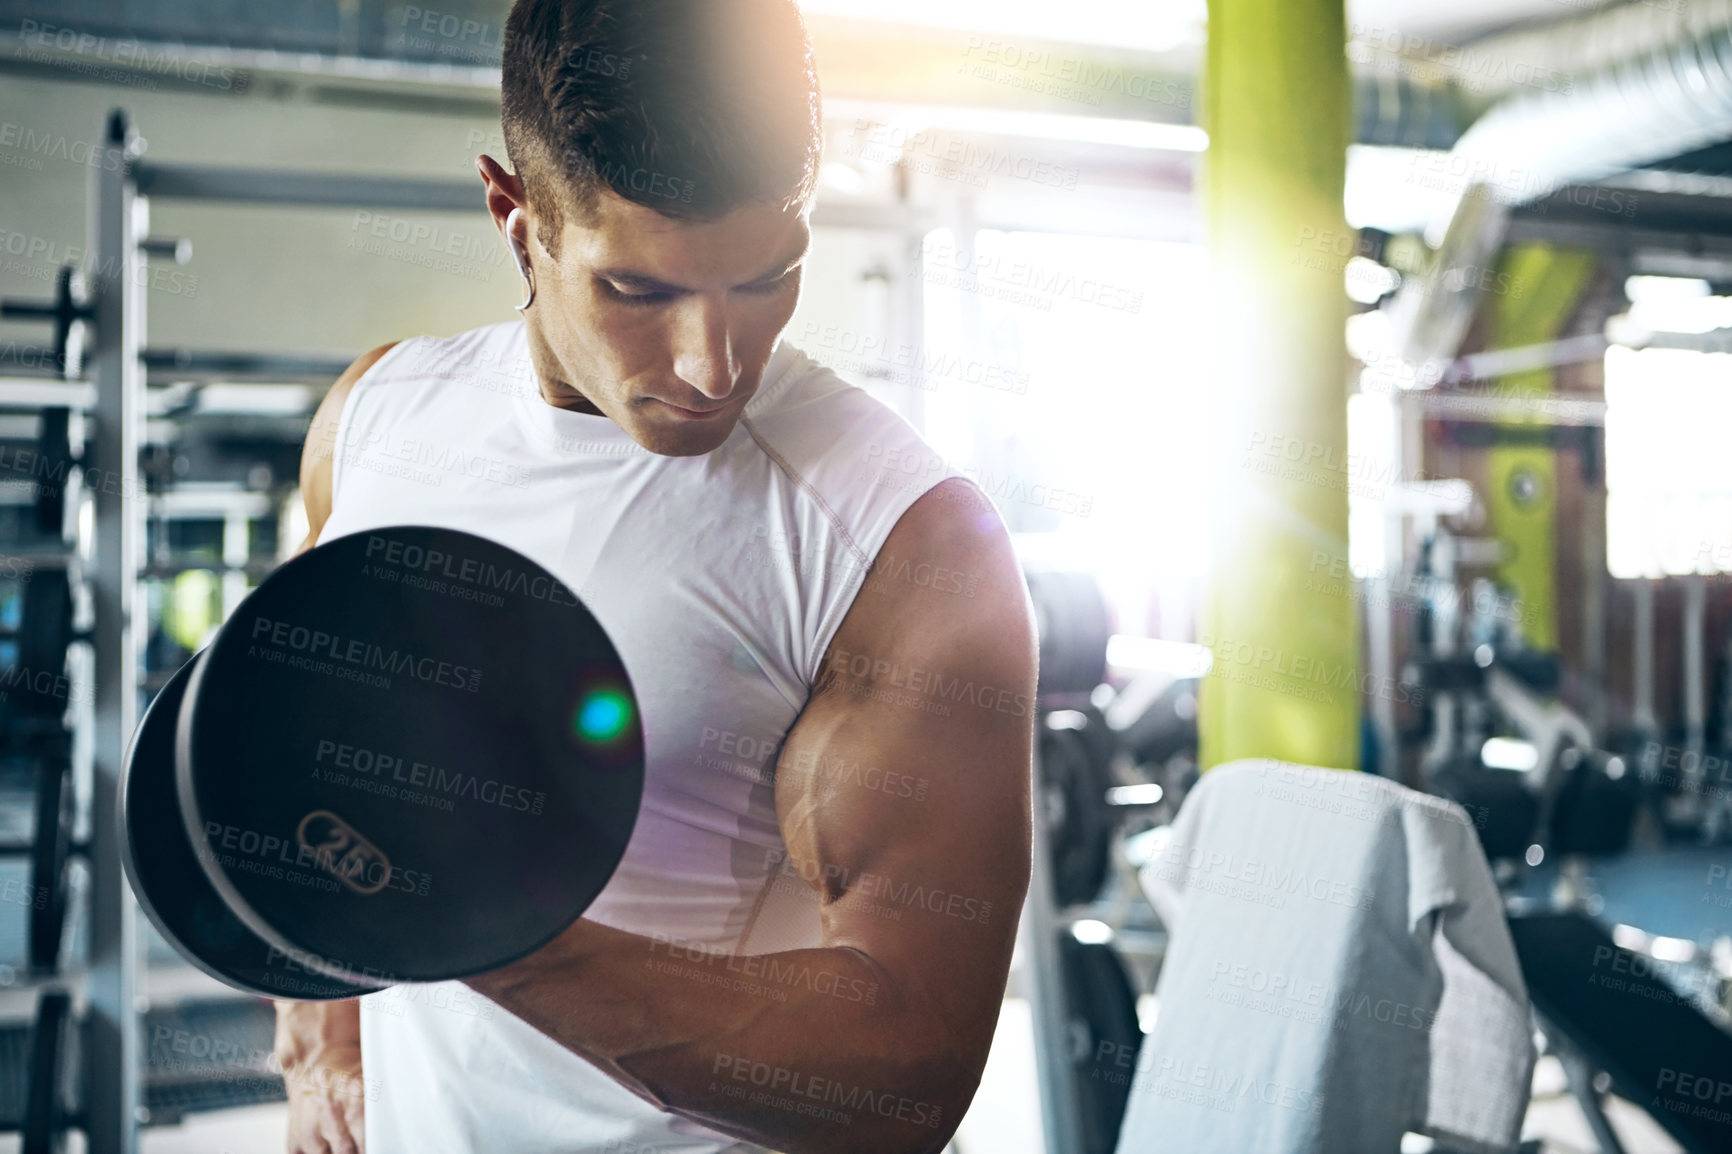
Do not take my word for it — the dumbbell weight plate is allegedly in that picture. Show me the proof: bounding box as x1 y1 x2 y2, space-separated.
1040 724 1115 909
27 759 70 974
16 570 74 719
22 989 71 1154
177 526 645 987
121 651 373 999
34 407 71 538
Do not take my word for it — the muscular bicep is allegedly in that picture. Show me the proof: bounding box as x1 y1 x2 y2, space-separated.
775 479 1036 1044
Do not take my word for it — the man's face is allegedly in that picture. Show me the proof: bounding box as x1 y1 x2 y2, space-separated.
523 189 810 458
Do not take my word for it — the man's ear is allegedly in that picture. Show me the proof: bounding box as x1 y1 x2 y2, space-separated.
476 155 527 240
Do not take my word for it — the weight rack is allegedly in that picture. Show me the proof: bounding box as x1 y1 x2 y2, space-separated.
0 107 487 1154
0 108 148 1154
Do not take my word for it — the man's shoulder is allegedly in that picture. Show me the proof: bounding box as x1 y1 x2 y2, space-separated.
745 340 865 422
743 341 946 494
349 322 532 403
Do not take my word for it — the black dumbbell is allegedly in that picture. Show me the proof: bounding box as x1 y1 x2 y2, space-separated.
12 568 76 723
22 989 72 1154
122 650 369 998
29 759 73 975
34 407 73 538
0 759 79 977
122 526 644 994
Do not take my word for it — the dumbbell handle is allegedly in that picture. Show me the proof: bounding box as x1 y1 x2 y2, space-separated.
0 839 88 859
0 628 94 642
1 267 94 380
1104 784 1164 808
0 300 94 322
0 274 95 323
140 236 192 264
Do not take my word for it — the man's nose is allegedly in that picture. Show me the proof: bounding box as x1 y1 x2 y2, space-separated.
670 297 739 400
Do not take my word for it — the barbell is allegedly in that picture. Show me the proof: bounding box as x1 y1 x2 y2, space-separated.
120 525 645 995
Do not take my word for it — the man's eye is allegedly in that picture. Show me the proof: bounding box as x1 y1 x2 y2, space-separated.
739 271 797 296
601 281 673 306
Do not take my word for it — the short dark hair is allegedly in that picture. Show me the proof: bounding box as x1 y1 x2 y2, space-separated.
500 0 823 255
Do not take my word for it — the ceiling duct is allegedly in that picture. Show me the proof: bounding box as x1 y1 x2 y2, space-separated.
1445 0 1732 206
1388 1 1732 366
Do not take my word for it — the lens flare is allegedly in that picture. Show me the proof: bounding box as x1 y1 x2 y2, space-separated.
575 690 633 743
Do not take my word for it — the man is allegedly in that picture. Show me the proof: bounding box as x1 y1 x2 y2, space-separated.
274 1 1036 1151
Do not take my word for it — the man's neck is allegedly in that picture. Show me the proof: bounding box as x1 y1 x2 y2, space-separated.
524 325 607 418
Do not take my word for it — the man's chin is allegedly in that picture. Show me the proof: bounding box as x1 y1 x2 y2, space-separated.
625 413 741 458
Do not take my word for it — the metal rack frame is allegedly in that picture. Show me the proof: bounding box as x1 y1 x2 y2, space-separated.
3 108 498 1154
83 108 143 1154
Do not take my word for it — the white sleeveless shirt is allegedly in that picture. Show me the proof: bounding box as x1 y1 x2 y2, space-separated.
320 321 960 1153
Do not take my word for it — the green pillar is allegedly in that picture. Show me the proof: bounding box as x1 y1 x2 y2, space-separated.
1197 0 1359 771
1484 245 1597 655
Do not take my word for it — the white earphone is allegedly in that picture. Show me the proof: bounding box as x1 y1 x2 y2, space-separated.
506 207 536 312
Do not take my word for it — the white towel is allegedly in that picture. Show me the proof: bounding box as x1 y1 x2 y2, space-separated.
1114 760 1534 1154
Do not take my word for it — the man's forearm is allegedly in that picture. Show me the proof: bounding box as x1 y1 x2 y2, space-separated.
465 921 978 1154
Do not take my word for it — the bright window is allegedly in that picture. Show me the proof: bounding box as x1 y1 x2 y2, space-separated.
921 228 1211 633
1605 345 1732 578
